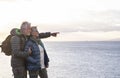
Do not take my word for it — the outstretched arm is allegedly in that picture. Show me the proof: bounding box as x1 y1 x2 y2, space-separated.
39 32 59 39
51 32 59 37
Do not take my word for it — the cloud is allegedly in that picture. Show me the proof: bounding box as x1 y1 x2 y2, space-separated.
62 10 120 32
37 22 120 33
0 0 15 2
42 31 120 41
76 22 120 32
85 10 120 32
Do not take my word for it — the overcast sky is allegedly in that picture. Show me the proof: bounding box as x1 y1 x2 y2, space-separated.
0 0 120 41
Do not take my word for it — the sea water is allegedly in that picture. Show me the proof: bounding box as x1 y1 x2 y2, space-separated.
0 41 120 78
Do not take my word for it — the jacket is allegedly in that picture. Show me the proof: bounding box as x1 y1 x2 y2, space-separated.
10 32 51 68
11 35 29 67
24 37 49 70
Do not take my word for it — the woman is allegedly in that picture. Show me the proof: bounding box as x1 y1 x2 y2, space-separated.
24 27 49 78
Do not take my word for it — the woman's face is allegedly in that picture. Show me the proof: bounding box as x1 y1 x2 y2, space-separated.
31 30 39 37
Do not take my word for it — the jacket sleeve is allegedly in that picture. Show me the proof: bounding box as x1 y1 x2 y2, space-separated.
11 36 29 58
27 56 38 64
24 41 38 64
39 32 51 38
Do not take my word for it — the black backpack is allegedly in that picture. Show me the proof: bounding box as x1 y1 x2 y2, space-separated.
0 35 23 56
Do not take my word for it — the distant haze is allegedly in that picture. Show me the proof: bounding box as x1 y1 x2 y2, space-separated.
0 0 120 41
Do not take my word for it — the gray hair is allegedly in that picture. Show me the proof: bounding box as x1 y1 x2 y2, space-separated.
20 21 31 29
20 21 31 33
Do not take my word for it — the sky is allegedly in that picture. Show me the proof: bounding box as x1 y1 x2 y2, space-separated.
0 0 120 41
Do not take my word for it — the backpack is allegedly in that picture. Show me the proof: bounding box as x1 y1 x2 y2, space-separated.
0 35 23 56
0 28 23 56
0 35 13 56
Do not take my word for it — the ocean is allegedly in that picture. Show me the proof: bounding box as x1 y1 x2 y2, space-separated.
0 41 120 78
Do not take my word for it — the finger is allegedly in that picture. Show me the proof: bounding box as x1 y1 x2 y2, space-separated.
55 32 60 34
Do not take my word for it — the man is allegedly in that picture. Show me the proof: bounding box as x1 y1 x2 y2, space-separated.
11 21 59 78
11 21 32 78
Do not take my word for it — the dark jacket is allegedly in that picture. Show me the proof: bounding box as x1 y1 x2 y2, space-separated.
11 35 29 67
10 32 51 68
24 37 49 70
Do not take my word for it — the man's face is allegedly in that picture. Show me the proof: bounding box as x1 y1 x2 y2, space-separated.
24 26 31 36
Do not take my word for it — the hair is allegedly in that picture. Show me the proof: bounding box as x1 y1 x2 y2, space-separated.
20 21 31 34
31 26 37 32
31 26 39 37
21 21 31 29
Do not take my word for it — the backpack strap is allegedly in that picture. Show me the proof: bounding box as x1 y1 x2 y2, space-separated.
18 35 25 51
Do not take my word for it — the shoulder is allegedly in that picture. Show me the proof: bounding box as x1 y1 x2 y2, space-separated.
26 39 34 46
11 35 20 42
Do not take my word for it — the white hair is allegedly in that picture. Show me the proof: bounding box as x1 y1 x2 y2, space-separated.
20 21 31 30
20 21 31 34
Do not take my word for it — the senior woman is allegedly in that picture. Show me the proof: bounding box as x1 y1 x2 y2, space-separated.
25 27 49 78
